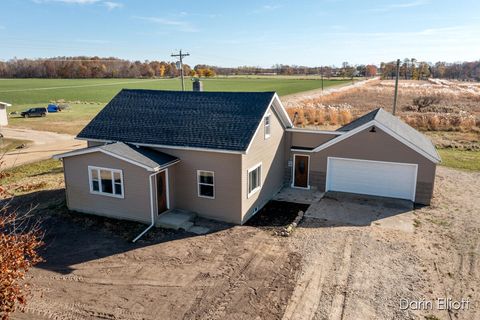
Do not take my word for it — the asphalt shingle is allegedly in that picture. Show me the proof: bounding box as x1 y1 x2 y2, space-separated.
77 89 276 151
100 142 178 170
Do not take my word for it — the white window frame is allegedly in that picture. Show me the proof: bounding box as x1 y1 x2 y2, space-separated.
197 170 215 199
264 114 271 139
88 165 124 199
247 162 262 198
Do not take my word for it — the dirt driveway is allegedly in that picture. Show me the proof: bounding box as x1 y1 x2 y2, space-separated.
10 166 480 320
0 127 86 168
284 166 479 320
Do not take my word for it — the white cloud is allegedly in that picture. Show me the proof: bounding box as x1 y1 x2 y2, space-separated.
369 0 430 12
133 16 199 32
253 4 283 14
104 1 123 10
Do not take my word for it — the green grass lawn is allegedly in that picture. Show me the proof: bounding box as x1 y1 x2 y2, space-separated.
438 149 480 171
0 77 349 134
0 77 350 105
7 102 104 134
0 159 62 185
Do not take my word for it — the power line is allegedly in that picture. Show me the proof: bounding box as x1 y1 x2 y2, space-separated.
171 49 190 91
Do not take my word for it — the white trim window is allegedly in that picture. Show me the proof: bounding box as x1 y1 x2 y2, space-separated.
197 170 215 199
247 163 262 198
264 114 271 139
88 166 124 198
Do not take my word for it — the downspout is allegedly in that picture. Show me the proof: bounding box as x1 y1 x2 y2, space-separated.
132 170 161 243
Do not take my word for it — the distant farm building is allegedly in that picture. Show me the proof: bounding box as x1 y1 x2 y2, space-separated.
0 102 11 126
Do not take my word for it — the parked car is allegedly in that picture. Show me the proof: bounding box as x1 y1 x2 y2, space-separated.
21 107 47 118
47 104 59 112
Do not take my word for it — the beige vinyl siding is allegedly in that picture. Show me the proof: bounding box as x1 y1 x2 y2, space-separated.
290 131 338 148
87 141 105 147
63 151 154 223
241 105 286 222
294 126 436 205
150 148 243 224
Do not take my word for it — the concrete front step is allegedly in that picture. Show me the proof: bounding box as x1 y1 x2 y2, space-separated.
156 209 197 230
188 225 210 235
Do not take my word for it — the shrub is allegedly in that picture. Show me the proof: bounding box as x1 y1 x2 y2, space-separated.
338 109 353 125
412 95 441 111
0 161 44 319
313 109 325 124
327 108 338 125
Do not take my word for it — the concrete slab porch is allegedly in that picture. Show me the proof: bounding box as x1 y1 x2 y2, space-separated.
304 191 415 232
156 209 197 230
156 209 211 234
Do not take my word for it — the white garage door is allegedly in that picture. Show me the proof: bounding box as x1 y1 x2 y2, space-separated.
326 157 417 201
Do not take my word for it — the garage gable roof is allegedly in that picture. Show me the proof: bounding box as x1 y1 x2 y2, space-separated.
316 108 441 163
53 142 179 171
76 89 292 153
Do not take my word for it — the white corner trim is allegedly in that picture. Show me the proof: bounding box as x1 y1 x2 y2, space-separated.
247 162 262 198
291 154 311 189
311 120 440 164
197 170 215 199
273 93 294 128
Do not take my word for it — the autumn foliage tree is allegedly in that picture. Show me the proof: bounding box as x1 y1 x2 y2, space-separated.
0 165 44 320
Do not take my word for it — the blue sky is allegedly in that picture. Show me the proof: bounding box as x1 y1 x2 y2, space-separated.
0 0 479 67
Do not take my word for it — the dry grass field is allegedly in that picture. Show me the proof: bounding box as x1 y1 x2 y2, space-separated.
286 79 480 151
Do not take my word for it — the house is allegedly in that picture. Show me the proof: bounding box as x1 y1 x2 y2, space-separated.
0 102 11 126
54 89 440 230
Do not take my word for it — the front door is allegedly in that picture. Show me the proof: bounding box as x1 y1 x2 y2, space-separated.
157 171 168 214
294 155 309 188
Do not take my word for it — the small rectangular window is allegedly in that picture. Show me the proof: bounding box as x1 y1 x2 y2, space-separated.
248 163 262 197
198 170 215 199
264 115 271 139
88 166 124 198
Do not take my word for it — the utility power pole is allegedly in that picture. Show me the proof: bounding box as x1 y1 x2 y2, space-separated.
393 59 400 115
171 49 190 91
321 66 324 91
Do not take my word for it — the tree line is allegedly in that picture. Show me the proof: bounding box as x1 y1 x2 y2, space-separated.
0 57 193 79
0 56 478 80
380 58 480 81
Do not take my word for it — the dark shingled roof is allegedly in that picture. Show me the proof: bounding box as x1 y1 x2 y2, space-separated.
100 142 178 170
337 108 440 162
77 89 276 151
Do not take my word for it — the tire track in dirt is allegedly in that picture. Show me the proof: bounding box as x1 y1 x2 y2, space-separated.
283 221 358 320
327 236 353 320
182 231 297 320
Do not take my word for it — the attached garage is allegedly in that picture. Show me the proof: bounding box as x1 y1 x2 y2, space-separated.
289 108 441 205
326 157 417 201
